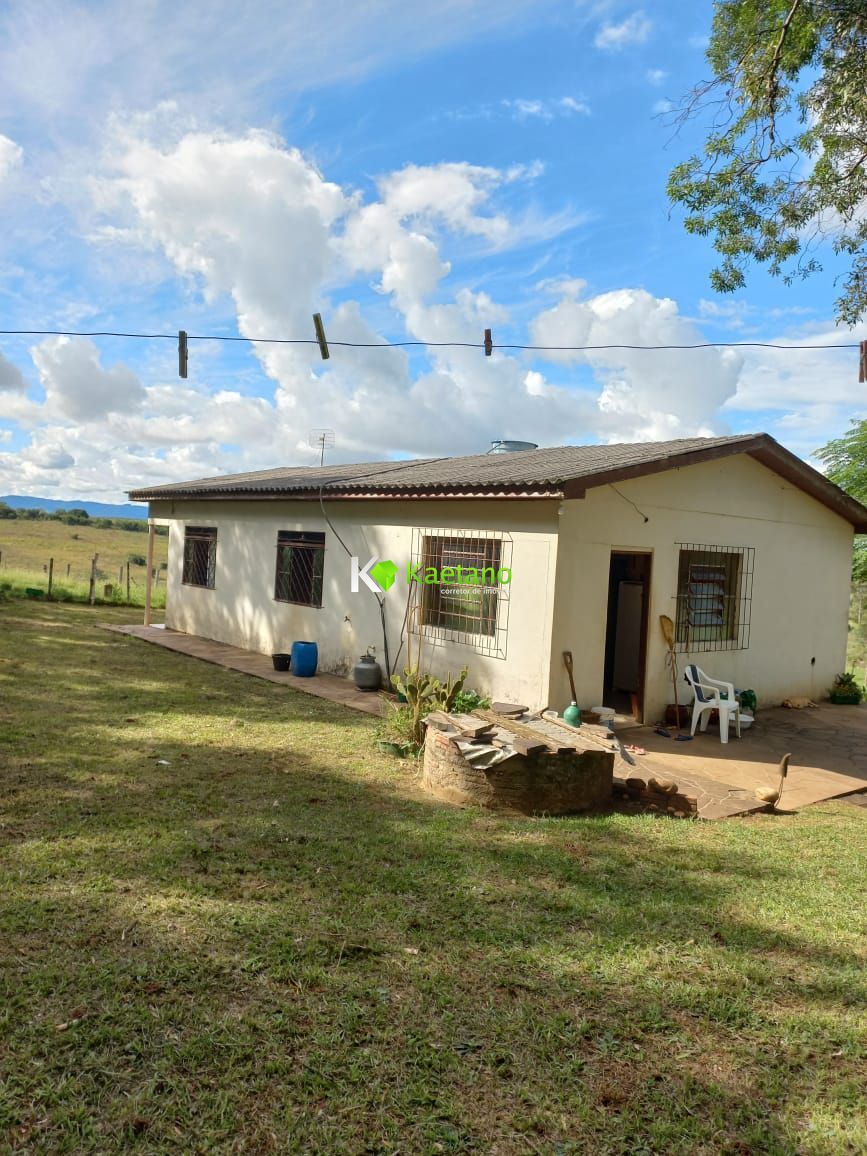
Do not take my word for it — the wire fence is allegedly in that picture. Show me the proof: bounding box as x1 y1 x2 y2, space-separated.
0 549 167 607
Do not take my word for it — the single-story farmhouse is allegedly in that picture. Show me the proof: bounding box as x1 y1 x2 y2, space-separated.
129 434 867 722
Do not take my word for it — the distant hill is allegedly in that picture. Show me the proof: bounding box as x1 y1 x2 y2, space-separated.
1 495 149 519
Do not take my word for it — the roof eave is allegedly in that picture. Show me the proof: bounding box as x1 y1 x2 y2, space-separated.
746 441 867 533
131 486 565 502
560 434 769 498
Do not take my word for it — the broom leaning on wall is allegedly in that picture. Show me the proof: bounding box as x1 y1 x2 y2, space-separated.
657 615 691 741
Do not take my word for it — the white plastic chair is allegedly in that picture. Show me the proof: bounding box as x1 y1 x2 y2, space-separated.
684 664 741 743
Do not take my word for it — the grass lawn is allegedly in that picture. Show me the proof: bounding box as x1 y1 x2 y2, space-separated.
1 601 866 1154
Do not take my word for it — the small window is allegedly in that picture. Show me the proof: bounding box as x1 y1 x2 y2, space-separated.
421 535 501 637
275 531 325 607
675 544 754 651
182 526 217 588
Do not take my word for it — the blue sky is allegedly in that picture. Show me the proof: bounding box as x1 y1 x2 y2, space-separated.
0 0 861 502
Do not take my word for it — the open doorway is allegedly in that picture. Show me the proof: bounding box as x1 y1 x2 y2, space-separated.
603 551 652 721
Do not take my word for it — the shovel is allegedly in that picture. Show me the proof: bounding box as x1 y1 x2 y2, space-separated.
562 650 578 702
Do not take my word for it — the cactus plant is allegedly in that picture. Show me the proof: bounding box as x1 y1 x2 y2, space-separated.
390 665 470 745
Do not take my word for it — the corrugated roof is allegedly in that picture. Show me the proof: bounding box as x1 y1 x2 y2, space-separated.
129 435 755 496
128 434 867 531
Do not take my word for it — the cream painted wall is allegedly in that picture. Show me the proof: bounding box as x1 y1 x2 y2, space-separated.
149 452 854 718
149 497 560 708
548 454 854 722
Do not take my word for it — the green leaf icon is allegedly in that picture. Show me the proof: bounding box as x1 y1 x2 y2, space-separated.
369 559 398 592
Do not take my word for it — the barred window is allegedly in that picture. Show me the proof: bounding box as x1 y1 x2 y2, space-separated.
182 526 217 588
675 544 754 652
275 531 324 607
421 534 500 638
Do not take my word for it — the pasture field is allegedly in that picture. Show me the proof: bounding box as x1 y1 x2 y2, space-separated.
0 517 168 605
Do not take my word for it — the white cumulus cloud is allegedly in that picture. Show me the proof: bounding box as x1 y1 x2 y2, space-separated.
0 134 23 179
0 126 766 499
32 336 146 420
0 350 27 391
594 11 652 50
531 287 742 441
24 440 75 469
502 96 591 121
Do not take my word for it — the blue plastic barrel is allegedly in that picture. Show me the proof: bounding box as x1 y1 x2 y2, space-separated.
290 640 318 678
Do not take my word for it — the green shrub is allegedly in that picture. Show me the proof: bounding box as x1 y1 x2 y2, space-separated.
450 687 491 713
829 672 864 704
374 703 419 756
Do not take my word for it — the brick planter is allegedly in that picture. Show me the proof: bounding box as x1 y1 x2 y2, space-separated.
422 727 613 816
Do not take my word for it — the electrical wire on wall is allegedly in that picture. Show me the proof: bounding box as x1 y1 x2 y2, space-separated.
609 485 650 523
316 477 393 682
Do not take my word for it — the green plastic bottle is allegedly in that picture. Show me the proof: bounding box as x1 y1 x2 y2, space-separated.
563 701 582 727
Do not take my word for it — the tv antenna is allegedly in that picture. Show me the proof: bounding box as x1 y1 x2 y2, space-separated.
308 428 335 466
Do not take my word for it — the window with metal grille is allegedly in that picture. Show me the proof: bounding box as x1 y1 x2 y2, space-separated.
675 543 754 651
275 531 325 607
182 526 217 588
411 529 512 659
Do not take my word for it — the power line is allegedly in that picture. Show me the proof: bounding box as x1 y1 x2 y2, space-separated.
0 327 860 351
2 324 864 383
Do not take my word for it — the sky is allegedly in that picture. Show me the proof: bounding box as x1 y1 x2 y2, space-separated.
0 0 863 503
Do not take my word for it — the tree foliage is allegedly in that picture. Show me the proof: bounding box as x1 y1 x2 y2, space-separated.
817 418 867 579
817 418 867 502
669 1 867 325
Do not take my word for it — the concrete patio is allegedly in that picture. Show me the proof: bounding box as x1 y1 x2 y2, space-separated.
106 623 384 716
614 704 867 817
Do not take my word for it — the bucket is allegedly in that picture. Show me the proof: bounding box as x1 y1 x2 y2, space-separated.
290 641 318 678
591 706 616 723
271 653 291 672
591 706 616 731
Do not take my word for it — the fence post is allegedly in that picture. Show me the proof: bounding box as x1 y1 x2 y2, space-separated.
126 561 131 604
144 521 155 626
66 562 71 578
48 557 54 598
89 554 98 606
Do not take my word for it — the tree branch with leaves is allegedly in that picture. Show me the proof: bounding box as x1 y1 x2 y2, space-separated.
669 0 867 325
817 418 867 579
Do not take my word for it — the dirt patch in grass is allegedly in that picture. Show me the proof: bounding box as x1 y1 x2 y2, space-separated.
1 601 866 1153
